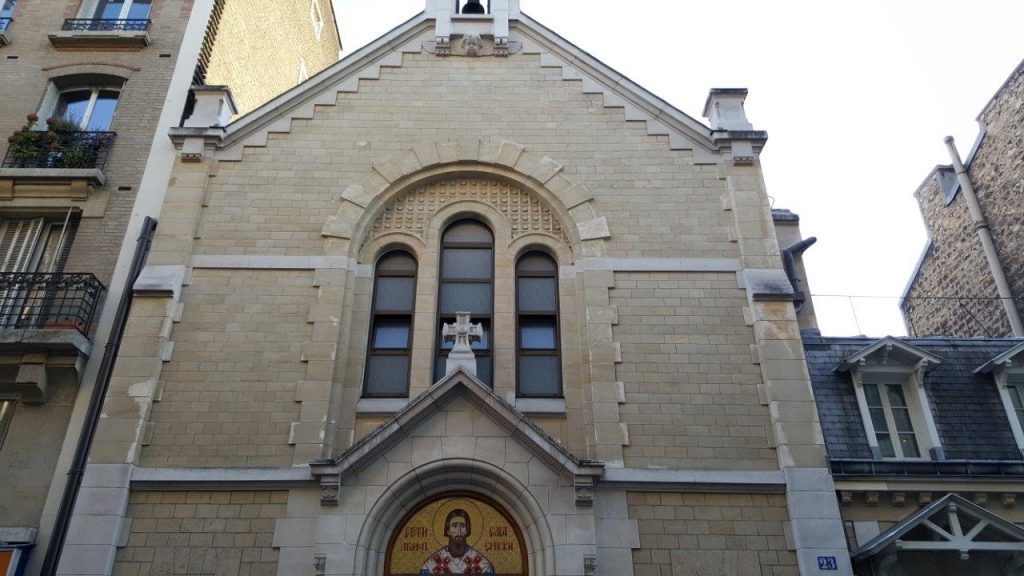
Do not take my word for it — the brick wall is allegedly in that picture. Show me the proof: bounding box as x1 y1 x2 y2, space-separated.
904 63 1024 337
612 272 776 470
113 490 284 576
204 0 341 116
140 270 315 468
629 492 797 576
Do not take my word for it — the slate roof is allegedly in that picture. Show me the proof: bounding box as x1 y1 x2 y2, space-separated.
802 331 1024 461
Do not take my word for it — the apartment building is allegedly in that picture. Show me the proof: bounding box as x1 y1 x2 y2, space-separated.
0 1 339 574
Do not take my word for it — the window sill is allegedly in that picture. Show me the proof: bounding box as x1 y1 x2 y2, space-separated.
0 327 94 403
356 397 409 415
48 29 151 50
0 168 108 216
515 397 566 415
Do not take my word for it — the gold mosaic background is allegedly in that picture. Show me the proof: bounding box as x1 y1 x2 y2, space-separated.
388 495 524 575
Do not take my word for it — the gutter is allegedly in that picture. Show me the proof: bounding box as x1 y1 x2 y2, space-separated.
39 217 158 576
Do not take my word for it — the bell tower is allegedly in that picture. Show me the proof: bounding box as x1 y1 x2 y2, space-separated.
426 0 520 56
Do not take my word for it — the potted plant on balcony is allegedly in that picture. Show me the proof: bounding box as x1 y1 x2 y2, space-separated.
6 114 103 168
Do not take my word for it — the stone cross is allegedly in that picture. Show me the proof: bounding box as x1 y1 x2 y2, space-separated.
442 311 483 377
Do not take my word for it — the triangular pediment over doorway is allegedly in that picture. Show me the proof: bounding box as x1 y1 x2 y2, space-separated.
310 368 603 503
853 493 1024 565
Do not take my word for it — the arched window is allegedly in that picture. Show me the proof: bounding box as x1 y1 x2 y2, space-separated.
435 220 493 385
53 86 121 131
363 251 417 397
516 251 561 396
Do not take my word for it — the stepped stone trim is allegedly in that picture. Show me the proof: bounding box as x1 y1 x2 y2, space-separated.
209 15 723 166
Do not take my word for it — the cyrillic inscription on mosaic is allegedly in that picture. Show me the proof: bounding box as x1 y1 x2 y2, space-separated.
387 495 526 576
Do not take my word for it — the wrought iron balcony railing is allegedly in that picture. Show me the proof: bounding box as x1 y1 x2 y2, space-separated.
3 131 116 170
61 18 151 32
0 17 11 32
831 458 1024 478
0 273 105 336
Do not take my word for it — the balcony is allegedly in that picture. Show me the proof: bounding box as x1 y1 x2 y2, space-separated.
0 17 10 46
0 273 106 402
0 131 114 214
49 18 151 50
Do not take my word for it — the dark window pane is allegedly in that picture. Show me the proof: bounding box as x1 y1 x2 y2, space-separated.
517 252 556 273
443 221 492 244
520 319 556 349
517 277 557 312
518 356 560 396
868 407 887 432
372 319 409 349
440 283 491 315
442 248 492 279
877 434 895 458
56 90 92 127
434 353 491 386
863 383 880 406
899 433 920 458
439 321 489 350
95 0 125 19
891 408 914 433
375 277 416 311
886 384 908 408
378 252 416 273
365 355 409 395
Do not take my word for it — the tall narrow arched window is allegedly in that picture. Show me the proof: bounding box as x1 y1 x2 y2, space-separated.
516 251 561 396
363 251 417 397
435 220 493 385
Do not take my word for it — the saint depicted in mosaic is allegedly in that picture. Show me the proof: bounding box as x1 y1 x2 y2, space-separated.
419 508 495 574
387 494 526 576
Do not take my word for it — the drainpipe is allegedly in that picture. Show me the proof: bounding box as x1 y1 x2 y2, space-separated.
39 217 158 576
945 136 1024 337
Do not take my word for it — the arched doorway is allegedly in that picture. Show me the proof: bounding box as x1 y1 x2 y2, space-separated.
385 492 528 576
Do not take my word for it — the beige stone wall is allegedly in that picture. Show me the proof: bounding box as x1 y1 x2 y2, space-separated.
904 63 1024 337
0 379 77 527
112 490 285 576
200 49 735 261
204 0 341 116
0 0 194 287
612 272 776 470
140 269 315 468
629 492 797 576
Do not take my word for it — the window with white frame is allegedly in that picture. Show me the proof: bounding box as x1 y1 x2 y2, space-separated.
863 382 921 459
50 86 121 131
309 0 324 40
839 337 944 461
0 399 13 450
976 343 1024 457
81 0 151 20
1007 384 1024 433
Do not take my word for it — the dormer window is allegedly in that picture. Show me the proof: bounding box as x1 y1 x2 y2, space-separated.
837 337 944 460
976 342 1024 458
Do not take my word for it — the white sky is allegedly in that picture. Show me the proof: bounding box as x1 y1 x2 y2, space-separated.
330 0 1024 337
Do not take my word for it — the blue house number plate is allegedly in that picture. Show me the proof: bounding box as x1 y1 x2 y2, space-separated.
818 556 838 571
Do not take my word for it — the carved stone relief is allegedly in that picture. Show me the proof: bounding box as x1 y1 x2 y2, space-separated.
369 177 568 244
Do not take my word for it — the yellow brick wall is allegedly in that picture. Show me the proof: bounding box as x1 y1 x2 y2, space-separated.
140 270 315 468
0 0 195 286
113 491 285 576
612 272 776 470
204 0 341 116
629 492 797 576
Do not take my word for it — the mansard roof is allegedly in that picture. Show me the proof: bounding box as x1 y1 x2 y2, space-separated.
803 332 1022 461
310 367 602 483
216 10 740 165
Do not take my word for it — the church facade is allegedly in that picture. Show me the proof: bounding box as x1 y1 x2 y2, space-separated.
59 1 850 574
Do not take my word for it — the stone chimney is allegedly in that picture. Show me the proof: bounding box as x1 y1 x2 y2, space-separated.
702 88 753 131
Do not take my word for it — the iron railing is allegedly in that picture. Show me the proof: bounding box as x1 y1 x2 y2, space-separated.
61 18 150 32
831 458 1024 478
0 17 11 32
0 273 105 336
2 131 116 170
